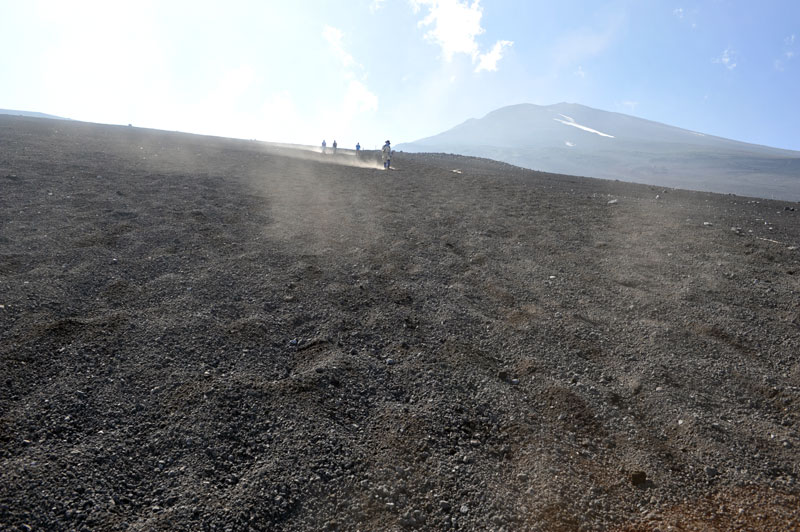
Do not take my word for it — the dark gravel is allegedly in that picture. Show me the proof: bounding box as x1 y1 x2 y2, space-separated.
1 115 799 531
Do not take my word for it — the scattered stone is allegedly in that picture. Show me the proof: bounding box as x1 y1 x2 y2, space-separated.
607 199 618 205
703 222 713 226
460 504 469 514
498 370 509 381
517 473 529 482
386 358 396 365
704 466 718 478
630 471 647 487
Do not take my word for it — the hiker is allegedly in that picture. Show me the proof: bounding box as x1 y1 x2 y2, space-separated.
382 140 392 169
355 142 361 156
321 140 327 154
332 140 337 154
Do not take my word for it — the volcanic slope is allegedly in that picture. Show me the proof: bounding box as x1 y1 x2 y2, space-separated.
399 102 800 200
1 115 799 531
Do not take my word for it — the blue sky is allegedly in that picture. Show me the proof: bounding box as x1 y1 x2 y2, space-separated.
1 0 798 150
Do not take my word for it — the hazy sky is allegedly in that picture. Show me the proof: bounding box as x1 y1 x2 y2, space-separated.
1 0 798 150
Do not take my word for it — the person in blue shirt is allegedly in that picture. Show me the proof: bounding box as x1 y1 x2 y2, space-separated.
355 142 361 156
321 140 327 154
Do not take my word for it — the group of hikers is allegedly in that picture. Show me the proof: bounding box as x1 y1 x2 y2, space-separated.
321 139 393 169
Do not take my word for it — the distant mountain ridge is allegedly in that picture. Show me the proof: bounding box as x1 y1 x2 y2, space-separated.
398 103 800 200
0 109 67 120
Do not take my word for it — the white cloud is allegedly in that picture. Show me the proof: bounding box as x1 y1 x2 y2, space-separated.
259 91 301 140
714 48 737 70
343 80 379 113
323 25 357 68
370 0 387 12
774 34 796 71
320 25 378 113
551 20 622 69
411 0 512 71
475 40 513 72
621 100 639 111
316 26 379 143
673 7 684 19
574 65 586 78
413 0 484 60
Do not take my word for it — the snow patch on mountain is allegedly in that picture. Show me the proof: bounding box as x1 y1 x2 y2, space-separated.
553 116 615 138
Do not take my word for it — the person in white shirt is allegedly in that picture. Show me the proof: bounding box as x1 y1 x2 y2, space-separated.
381 140 392 169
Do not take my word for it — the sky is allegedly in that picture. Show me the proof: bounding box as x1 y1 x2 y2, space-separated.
1 0 798 151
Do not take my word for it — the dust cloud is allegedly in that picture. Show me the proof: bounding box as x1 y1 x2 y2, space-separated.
260 142 384 170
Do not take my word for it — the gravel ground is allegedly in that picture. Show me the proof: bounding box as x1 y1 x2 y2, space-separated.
1 115 799 531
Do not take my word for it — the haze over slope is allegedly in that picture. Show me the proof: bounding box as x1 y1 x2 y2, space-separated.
399 103 800 200
0 109 66 120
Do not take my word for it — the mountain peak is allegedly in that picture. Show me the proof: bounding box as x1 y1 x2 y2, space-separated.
398 102 800 200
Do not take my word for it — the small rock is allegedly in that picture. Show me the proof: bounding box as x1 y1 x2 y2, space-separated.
630 471 647 487
386 358 396 365
703 222 713 226
704 466 718 478
460 504 469 514
517 473 529 482
498 370 509 381
607 199 618 205
439 500 451 512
